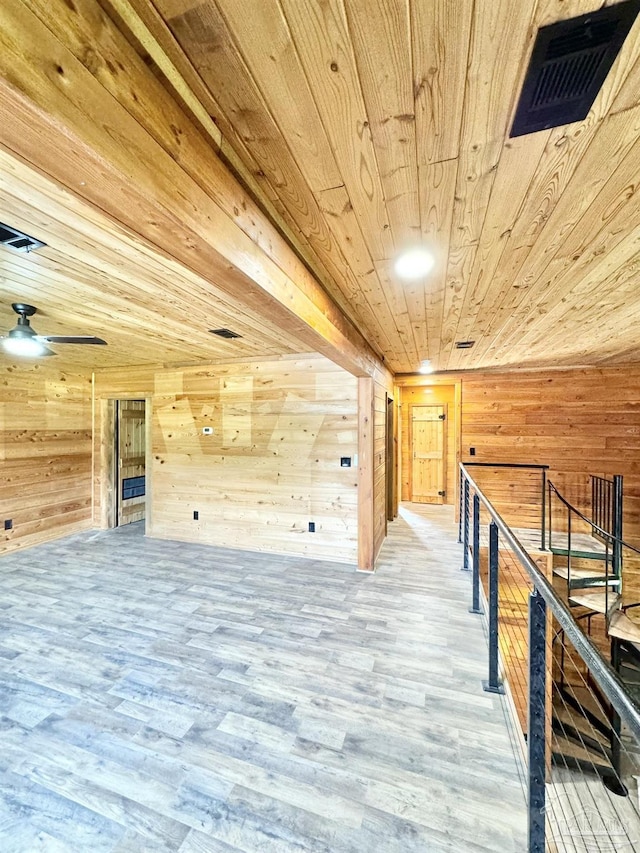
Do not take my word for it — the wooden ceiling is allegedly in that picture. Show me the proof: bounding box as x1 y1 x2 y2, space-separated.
0 149 309 369
2 0 640 375
112 0 640 374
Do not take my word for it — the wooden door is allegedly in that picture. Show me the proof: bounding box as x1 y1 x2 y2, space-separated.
411 405 446 503
117 400 146 526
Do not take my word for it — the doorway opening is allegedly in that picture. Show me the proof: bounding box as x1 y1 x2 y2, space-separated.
385 393 396 523
114 400 146 528
398 382 460 506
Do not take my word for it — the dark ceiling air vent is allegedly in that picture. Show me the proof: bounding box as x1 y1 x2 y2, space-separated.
209 328 242 339
510 0 640 137
455 340 475 349
0 221 46 253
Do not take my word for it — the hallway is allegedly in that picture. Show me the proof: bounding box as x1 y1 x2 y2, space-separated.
0 506 526 852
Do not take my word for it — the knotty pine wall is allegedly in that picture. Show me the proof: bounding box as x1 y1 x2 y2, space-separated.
95 356 359 563
0 363 92 553
460 366 640 545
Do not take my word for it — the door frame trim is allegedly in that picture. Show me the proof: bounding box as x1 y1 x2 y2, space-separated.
99 396 153 530
395 377 462 509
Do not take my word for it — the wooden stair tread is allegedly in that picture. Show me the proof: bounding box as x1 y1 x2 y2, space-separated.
550 548 608 560
609 610 640 644
568 591 620 614
563 685 610 728
553 703 609 747
552 732 611 769
553 566 616 580
548 533 606 553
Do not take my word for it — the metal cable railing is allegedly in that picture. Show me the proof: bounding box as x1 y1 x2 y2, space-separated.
461 462 549 550
459 462 640 852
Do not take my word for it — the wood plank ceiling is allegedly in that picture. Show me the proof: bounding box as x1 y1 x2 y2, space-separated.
0 149 310 369
108 0 640 374
2 0 640 375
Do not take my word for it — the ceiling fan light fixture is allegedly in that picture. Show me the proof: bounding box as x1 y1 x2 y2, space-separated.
2 332 49 357
394 246 435 280
1 303 105 356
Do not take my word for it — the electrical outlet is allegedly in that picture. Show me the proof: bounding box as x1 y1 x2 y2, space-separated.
308 521 315 532
4 519 12 530
193 511 199 520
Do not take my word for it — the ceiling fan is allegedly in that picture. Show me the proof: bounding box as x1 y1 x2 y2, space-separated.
0 303 107 357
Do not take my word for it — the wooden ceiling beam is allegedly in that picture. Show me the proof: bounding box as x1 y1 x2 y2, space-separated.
0 0 386 379
122 0 371 342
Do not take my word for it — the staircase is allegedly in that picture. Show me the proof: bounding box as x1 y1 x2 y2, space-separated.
548 476 640 796
617 638 640 705
549 477 640 651
551 675 628 794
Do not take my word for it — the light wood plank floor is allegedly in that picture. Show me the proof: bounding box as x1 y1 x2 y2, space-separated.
0 504 526 852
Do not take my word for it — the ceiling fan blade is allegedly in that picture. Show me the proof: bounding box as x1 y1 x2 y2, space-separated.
41 336 107 345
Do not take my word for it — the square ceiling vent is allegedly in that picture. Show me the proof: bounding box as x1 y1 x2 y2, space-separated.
209 328 242 339
511 0 640 137
0 221 46 253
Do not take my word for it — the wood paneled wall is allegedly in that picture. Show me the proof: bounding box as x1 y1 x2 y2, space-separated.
95 356 359 563
0 364 92 553
93 365 157 399
400 384 457 503
151 357 358 562
461 367 640 533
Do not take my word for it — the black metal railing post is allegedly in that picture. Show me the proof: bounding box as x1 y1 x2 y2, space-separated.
548 482 553 551
461 477 470 571
567 507 572 586
605 537 610 616
608 478 613 537
470 493 483 615
608 638 628 797
528 589 546 853
483 521 504 694
458 467 463 544
540 468 547 551
613 474 623 578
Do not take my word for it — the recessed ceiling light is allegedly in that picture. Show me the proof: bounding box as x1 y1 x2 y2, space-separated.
418 360 434 374
394 247 435 280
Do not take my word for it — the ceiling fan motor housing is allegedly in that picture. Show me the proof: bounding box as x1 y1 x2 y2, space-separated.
9 311 38 339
